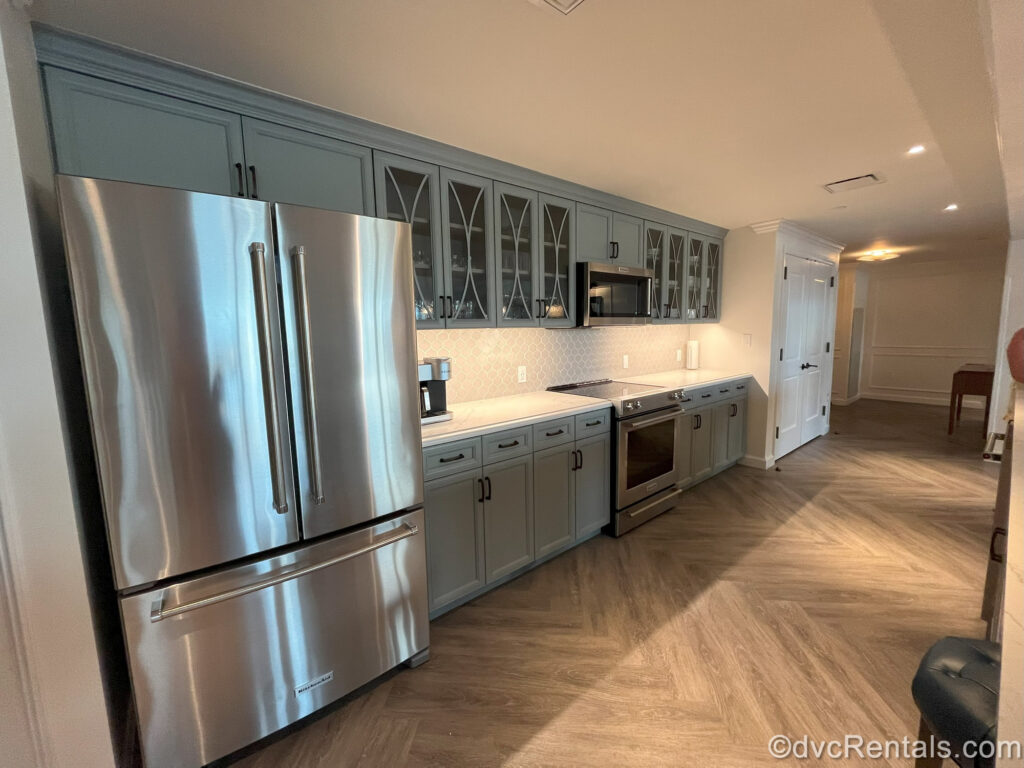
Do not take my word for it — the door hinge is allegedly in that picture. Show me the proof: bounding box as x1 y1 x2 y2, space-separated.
779 347 783 361
829 276 835 287
775 426 780 439
822 405 827 416
826 341 831 353
783 265 788 280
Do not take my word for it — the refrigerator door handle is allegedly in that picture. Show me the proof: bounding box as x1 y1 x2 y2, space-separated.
291 246 325 505
150 521 420 622
249 242 289 515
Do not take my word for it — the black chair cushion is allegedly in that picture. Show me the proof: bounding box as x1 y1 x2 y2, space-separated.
912 636 1000 768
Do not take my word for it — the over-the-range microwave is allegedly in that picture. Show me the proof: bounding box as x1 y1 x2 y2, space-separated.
576 262 654 327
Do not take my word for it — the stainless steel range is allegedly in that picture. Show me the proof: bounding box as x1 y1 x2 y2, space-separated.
549 379 689 535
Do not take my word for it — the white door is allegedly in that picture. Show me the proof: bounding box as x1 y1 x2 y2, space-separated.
776 255 835 459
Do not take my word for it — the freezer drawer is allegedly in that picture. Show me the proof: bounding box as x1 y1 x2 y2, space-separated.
120 510 428 768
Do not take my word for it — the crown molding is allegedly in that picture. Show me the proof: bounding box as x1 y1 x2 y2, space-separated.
748 219 845 252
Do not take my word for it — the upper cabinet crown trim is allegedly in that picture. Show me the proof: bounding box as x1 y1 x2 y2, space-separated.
748 219 845 252
32 24 727 239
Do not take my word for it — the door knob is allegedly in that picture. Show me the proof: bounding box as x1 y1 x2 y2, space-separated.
800 363 819 370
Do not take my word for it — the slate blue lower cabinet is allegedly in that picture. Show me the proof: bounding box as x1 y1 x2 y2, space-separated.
423 408 610 618
423 467 486 614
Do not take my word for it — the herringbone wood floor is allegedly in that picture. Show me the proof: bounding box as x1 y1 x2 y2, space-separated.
229 400 998 767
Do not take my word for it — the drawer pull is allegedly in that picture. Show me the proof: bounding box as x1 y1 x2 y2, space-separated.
736 384 746 390
585 419 602 427
719 389 730 394
545 428 565 437
438 453 465 464
497 440 520 449
701 393 711 399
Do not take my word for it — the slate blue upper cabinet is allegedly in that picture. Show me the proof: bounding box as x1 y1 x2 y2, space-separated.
442 168 495 328
611 212 643 267
373 152 445 328
663 228 687 322
576 203 613 262
43 66 245 196
239 117 372 213
644 222 668 323
703 237 723 322
685 232 707 321
494 182 539 327
685 233 723 323
538 194 575 328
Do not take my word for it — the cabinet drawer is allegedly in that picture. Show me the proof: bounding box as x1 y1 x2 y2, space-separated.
533 416 575 450
575 409 611 439
732 380 749 398
689 386 719 406
423 437 482 480
482 426 533 465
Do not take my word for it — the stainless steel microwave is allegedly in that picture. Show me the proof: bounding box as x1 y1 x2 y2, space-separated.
576 262 653 327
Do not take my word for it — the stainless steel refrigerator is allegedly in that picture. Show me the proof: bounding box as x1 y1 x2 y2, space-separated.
56 175 429 767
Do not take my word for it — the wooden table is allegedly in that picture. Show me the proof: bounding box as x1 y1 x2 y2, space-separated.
948 363 995 435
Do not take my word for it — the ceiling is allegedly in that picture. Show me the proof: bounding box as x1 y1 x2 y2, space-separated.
28 0 1012 261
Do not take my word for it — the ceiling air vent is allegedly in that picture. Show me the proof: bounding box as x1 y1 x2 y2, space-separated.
823 173 884 194
534 0 588 14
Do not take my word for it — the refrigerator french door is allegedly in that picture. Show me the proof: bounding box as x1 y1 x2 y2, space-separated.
56 176 428 767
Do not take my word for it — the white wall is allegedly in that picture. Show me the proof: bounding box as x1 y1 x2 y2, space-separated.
990 238 1024 434
0 6 115 768
858 255 1005 408
690 225 783 469
831 264 869 404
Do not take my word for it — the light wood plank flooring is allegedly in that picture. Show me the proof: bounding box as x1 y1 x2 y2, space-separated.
229 400 997 767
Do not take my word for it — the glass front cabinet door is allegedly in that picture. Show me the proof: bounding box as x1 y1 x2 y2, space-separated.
685 232 706 321
663 227 686 322
493 182 540 327
373 152 445 328
644 222 668 323
702 237 723 322
441 168 495 327
538 194 575 327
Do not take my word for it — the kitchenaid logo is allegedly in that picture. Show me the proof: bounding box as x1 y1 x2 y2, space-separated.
294 671 333 697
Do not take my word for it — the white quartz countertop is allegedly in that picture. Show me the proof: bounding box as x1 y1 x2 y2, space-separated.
621 368 752 390
420 391 610 447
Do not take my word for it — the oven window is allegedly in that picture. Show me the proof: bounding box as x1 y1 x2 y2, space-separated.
625 418 676 488
588 273 646 318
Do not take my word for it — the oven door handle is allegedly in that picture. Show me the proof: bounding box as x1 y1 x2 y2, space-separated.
623 407 682 430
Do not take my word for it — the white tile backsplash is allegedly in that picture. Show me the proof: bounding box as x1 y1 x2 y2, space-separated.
417 325 692 403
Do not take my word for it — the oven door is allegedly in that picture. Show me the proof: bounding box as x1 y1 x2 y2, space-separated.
617 406 682 508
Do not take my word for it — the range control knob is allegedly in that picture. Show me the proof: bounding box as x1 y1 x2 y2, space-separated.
633 399 643 409
624 401 635 412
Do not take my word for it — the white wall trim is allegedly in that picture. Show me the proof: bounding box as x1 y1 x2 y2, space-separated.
749 219 845 252
739 454 774 470
860 392 985 408
831 394 861 406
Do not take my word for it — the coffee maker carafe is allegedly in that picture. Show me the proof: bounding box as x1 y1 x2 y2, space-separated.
418 357 452 424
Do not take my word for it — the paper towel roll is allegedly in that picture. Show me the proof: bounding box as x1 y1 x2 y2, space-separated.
685 339 700 370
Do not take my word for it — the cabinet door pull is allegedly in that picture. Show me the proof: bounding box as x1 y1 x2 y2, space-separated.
540 298 549 318
478 478 485 503
693 414 702 430
577 449 583 470
235 163 245 197
730 403 737 417
438 453 465 464
535 298 543 317
702 305 708 318
485 476 492 501
720 389 730 394
570 449 578 471
448 296 455 319
248 165 259 199
701 393 712 399
497 440 519 449
545 428 565 437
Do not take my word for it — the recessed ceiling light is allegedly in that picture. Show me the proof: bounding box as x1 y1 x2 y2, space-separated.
857 250 900 262
944 203 959 211
907 145 926 155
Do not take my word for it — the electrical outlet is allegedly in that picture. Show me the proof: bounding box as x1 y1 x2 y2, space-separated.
676 348 682 362
622 354 629 369
517 365 527 383
743 333 752 348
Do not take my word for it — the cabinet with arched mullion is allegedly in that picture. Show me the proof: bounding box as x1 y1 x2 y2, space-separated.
493 182 541 328
661 227 687 323
538 193 575 328
440 168 495 328
644 222 668 323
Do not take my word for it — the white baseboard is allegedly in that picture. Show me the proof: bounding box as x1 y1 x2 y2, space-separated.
860 392 985 409
739 454 774 470
831 394 861 406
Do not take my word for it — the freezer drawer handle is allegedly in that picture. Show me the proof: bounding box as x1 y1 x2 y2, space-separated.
292 246 325 505
250 242 289 515
149 522 420 622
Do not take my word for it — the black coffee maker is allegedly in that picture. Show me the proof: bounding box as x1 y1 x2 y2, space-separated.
418 357 452 424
